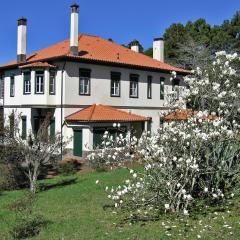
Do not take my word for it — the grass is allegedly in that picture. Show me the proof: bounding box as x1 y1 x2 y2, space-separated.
0 168 239 239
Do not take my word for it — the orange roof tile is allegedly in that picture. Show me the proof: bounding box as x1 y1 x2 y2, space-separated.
65 104 150 122
0 34 189 73
19 61 56 69
164 109 216 121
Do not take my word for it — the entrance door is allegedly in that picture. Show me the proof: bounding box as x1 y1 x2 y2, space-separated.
73 129 82 157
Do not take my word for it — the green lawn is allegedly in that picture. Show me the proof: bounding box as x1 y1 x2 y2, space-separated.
0 168 240 240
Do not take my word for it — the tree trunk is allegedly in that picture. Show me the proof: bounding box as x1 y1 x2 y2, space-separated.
30 175 37 194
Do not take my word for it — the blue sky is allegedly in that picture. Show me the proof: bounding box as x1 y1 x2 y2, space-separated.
0 0 239 64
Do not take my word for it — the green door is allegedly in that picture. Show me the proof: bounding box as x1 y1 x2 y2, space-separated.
73 129 82 157
93 128 105 149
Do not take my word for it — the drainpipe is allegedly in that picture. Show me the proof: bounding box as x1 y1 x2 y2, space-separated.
61 61 66 161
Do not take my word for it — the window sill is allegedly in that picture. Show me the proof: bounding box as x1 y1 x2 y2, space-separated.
130 95 138 98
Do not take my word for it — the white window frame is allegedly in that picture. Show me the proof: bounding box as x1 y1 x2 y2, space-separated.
0 74 4 99
10 75 15 97
130 75 139 98
35 71 44 94
24 72 31 94
111 72 121 97
49 71 56 95
147 76 152 99
79 77 90 95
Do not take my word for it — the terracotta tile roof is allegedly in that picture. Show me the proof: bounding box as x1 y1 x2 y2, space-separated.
164 109 216 121
65 104 151 122
0 34 189 73
19 61 56 69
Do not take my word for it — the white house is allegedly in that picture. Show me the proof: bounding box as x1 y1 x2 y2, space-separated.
0 4 188 158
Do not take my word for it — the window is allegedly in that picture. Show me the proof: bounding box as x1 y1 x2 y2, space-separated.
35 71 44 94
111 72 121 97
10 76 15 97
147 76 152 99
129 74 139 98
49 71 56 95
160 77 165 100
79 69 91 95
21 116 27 140
172 78 180 100
0 74 4 99
9 113 14 137
23 72 31 94
50 118 55 140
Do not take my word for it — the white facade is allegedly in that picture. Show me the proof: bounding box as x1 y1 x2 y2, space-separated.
2 60 185 158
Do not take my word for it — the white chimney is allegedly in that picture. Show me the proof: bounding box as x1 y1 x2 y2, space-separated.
130 41 140 53
17 17 27 63
153 37 164 62
70 3 79 56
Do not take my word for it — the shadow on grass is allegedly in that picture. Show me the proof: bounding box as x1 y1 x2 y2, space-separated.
38 177 78 192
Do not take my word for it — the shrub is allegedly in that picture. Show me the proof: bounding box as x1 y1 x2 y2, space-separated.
91 52 240 221
11 215 44 239
88 131 134 169
9 192 45 239
58 160 78 176
0 163 17 191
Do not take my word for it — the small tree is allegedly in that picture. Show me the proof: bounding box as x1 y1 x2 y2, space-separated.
5 113 64 193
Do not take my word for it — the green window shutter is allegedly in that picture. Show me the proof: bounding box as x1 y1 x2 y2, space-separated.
24 72 31 81
50 118 55 139
21 116 27 140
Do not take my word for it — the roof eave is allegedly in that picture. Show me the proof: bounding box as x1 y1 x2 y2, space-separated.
0 55 190 75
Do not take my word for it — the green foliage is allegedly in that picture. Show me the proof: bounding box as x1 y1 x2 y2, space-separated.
0 162 26 191
11 216 44 239
0 171 240 239
58 160 78 176
144 47 153 57
0 163 15 191
9 192 45 239
164 11 240 68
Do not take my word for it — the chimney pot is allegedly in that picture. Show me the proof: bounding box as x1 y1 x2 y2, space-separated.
130 40 140 53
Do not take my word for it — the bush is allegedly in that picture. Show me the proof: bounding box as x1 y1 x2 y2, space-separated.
9 192 45 239
58 160 78 176
0 163 17 191
11 215 44 239
0 162 27 191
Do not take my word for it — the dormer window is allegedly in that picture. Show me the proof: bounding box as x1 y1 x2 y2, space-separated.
79 69 91 95
35 71 44 94
23 71 31 94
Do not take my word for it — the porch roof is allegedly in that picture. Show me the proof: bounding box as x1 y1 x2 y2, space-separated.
19 61 57 69
65 104 151 122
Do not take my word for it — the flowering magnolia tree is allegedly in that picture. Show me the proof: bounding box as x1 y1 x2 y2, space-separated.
88 131 137 169
90 51 240 220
